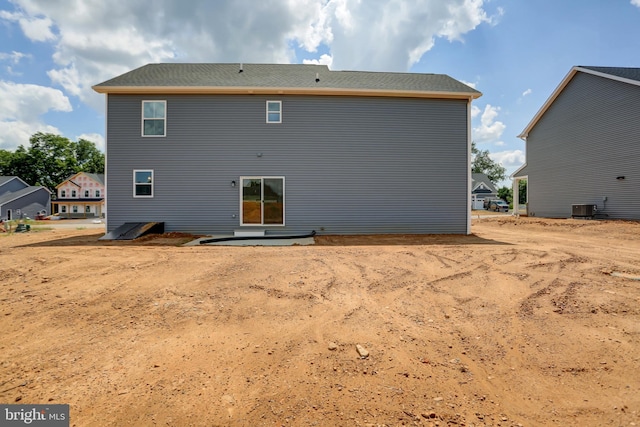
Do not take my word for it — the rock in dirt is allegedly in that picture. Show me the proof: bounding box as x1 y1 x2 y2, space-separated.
328 342 338 351
356 344 369 358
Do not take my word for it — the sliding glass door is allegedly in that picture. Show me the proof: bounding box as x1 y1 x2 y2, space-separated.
241 177 284 225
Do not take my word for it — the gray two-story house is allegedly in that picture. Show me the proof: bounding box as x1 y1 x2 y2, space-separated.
0 176 51 220
513 66 640 219
93 63 481 236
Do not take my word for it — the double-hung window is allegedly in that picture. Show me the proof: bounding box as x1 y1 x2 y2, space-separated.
134 170 154 197
142 100 166 136
84 190 89 198
266 101 282 123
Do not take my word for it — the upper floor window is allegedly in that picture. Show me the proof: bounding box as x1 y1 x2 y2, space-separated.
142 100 166 136
61 190 66 198
266 101 282 123
95 190 101 197
84 190 89 198
71 190 77 198
134 170 154 198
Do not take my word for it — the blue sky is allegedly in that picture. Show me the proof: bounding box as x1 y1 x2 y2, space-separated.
1 0 639 187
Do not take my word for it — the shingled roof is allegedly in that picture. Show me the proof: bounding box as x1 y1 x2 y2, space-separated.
578 66 640 83
93 63 481 100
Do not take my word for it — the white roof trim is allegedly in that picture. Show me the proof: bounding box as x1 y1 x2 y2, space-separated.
510 163 527 178
0 176 30 188
517 66 640 139
0 186 51 206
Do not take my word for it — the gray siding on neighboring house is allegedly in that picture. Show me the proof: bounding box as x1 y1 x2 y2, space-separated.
0 178 28 196
524 72 640 219
106 94 469 234
0 188 50 220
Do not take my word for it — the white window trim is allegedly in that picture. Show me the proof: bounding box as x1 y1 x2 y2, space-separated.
133 169 154 198
266 100 282 124
239 176 285 226
141 100 167 137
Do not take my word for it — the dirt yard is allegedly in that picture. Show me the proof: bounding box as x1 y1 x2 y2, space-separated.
1 217 639 427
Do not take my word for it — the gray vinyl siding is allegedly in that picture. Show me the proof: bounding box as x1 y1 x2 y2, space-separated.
525 72 640 219
0 178 28 196
106 94 469 234
0 189 50 220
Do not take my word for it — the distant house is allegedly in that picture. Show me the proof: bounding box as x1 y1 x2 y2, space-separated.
0 176 51 220
53 172 105 218
471 173 498 209
512 66 640 219
93 63 481 236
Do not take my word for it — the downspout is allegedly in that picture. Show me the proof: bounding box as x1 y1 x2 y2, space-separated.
104 94 109 230
467 98 472 235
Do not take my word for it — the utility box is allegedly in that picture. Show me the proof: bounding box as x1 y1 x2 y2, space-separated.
572 204 595 218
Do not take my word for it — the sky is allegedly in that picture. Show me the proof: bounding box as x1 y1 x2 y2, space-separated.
1 0 639 187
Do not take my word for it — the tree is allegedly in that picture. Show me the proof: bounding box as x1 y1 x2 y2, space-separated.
74 138 105 173
496 181 527 208
497 186 512 204
471 142 506 184
0 132 104 193
517 179 527 205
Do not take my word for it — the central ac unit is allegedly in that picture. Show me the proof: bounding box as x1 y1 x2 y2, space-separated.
572 204 595 218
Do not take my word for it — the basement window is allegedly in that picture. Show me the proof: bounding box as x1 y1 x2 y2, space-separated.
142 100 166 136
266 101 282 123
134 170 154 198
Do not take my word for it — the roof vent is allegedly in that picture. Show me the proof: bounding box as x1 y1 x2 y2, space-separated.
315 72 320 83
239 63 243 73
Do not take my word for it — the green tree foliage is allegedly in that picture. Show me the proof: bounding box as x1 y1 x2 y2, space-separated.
0 132 104 193
517 179 527 204
496 180 527 207
497 186 512 204
471 142 506 184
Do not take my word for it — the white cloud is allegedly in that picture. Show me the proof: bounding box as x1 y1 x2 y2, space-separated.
0 10 55 41
77 133 105 152
303 54 334 67
472 104 506 144
4 0 497 109
470 104 481 118
491 149 525 168
0 81 71 149
0 50 30 64
461 80 477 89
522 88 532 97
632 0 640 7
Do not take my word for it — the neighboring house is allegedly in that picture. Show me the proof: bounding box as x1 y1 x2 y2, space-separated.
471 173 498 209
92 63 481 236
512 66 640 219
52 172 105 218
0 176 51 220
